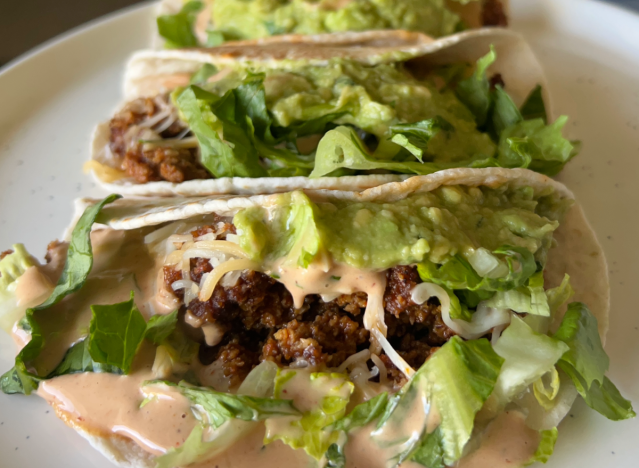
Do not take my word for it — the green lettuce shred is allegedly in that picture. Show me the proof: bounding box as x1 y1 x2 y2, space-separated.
265 370 354 460
0 194 121 395
157 1 204 48
553 303 635 420
375 337 503 467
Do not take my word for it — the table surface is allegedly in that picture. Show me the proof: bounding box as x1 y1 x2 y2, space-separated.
1 0 638 67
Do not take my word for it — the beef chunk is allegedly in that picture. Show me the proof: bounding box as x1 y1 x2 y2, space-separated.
482 0 508 27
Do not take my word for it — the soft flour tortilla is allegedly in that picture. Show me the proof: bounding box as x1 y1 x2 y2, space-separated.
55 168 608 467
90 28 549 197
152 0 508 49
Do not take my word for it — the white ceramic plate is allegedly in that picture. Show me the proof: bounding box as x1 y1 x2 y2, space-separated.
1 0 638 466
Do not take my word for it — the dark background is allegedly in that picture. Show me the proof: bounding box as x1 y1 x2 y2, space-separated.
0 0 638 68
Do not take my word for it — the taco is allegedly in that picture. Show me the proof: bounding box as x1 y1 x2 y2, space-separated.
154 0 509 49
88 29 579 197
0 168 632 468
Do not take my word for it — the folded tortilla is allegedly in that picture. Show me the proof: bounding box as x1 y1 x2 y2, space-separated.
90 28 562 198
153 0 510 49
2 168 629 468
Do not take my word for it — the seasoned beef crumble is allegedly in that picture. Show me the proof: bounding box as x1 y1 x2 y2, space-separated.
165 223 458 386
108 96 211 184
482 0 508 27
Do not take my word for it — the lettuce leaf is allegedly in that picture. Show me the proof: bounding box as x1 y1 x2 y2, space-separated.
148 380 299 428
411 427 446 468
176 78 315 178
520 85 547 123
176 86 267 178
0 244 37 333
455 45 496 127
265 370 354 460
310 126 498 178
546 274 574 315
189 64 218 85
375 337 503 466
329 392 388 432
417 245 536 294
498 116 579 176
525 428 558 466
145 310 179 345
486 316 568 415
389 118 450 162
49 338 122 377
0 194 121 395
88 292 147 374
154 361 287 468
156 420 255 468
553 302 635 420
490 86 523 138
52 293 151 377
484 271 550 316
157 1 203 49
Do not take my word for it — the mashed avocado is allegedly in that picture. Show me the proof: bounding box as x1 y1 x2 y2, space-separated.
234 185 571 270
200 60 495 164
211 0 472 40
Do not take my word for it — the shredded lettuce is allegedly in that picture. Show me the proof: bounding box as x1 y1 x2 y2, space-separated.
375 337 503 467
486 316 568 415
553 302 635 420
0 244 37 333
525 428 558 466
150 372 299 468
546 274 574 315
454 47 577 176
498 116 579 177
0 194 121 395
388 118 451 162
157 1 203 49
484 271 550 316
148 380 299 428
329 392 388 432
265 370 354 460
417 245 537 294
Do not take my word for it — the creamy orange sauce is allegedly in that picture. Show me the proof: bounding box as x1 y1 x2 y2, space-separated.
274 261 387 334
456 411 540 468
192 424 316 468
39 343 197 455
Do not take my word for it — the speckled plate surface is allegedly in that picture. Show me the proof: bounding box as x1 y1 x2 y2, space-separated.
1 0 638 466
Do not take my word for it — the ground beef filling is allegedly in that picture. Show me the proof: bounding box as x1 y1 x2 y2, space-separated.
108 97 211 184
482 0 508 27
0 249 13 261
165 227 457 386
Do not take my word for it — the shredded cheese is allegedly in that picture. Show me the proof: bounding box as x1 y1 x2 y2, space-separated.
371 328 415 380
199 259 260 301
191 241 248 258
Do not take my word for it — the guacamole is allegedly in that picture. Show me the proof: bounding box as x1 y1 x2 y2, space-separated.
186 59 496 172
164 49 576 181
234 185 571 270
211 0 473 40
